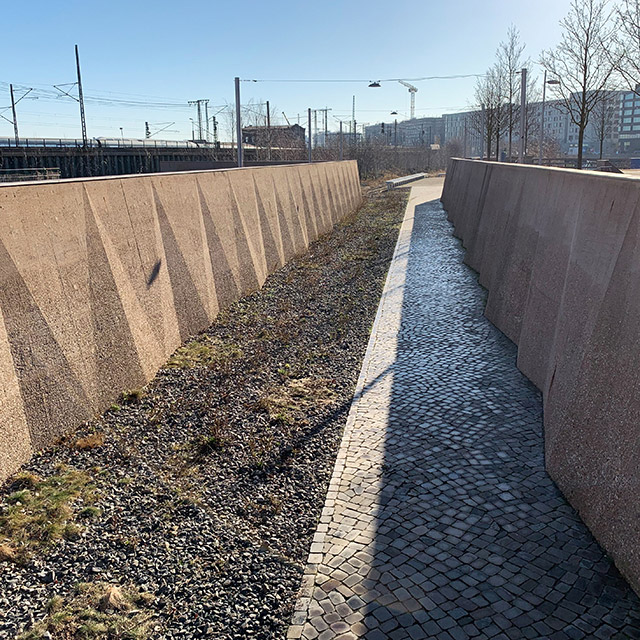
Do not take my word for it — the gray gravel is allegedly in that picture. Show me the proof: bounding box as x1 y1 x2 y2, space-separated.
0 189 407 639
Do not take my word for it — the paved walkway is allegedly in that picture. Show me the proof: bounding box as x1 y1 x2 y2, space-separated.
288 185 640 640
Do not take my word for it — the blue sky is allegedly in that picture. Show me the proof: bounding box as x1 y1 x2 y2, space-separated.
1 0 575 141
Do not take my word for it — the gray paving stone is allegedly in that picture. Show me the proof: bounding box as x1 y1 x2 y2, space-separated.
289 195 640 638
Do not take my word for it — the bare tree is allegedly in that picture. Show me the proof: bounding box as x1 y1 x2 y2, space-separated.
540 0 618 168
497 26 527 159
470 65 508 160
523 76 541 157
613 0 640 95
592 90 618 158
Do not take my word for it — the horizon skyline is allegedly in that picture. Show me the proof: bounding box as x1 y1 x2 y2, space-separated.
1 0 598 141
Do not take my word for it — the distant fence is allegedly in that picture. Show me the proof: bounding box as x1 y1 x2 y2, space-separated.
0 168 60 182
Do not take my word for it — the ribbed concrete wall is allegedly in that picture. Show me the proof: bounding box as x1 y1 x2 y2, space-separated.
0 161 361 482
441 158 640 592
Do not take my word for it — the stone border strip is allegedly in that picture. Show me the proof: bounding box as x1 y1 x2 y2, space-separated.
385 174 426 190
287 187 428 639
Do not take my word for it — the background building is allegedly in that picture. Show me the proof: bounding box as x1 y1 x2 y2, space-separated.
364 117 444 147
241 124 305 148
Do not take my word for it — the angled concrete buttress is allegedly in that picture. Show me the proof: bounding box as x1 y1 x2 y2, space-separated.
0 161 361 482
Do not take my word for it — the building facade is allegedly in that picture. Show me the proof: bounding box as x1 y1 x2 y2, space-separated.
364 117 444 147
359 89 635 159
618 89 640 154
241 124 306 148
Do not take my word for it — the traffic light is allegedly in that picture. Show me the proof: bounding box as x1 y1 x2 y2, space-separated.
381 123 385 133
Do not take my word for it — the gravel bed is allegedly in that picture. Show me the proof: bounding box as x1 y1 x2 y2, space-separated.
0 187 407 640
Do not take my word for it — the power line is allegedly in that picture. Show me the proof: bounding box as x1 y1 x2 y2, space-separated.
243 74 484 83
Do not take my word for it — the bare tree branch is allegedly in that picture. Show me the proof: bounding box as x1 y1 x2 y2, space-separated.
539 0 618 168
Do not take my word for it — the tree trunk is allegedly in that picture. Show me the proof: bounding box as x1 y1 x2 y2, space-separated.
599 137 604 160
577 125 584 169
508 104 513 159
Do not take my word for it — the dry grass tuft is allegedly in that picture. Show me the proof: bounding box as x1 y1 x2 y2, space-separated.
0 542 19 563
121 388 145 405
256 377 336 425
167 336 243 369
76 433 105 450
17 582 155 639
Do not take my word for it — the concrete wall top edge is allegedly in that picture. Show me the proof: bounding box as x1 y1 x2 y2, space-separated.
0 160 358 190
449 158 640 184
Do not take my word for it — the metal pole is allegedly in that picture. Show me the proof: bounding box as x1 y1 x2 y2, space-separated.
266 100 271 161
196 101 203 140
204 100 210 142
235 77 243 168
463 116 467 158
314 109 318 150
75 45 88 148
9 84 19 146
539 70 547 166
339 120 343 160
481 103 486 159
324 108 328 147
352 95 356 147
308 108 312 163
519 68 527 163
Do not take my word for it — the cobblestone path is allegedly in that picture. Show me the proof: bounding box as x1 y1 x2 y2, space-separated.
288 190 640 640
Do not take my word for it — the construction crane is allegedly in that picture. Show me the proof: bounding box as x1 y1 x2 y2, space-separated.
397 80 418 119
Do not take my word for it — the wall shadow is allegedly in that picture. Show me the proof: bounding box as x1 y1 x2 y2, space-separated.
341 200 640 638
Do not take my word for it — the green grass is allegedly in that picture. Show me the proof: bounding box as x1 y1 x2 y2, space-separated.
17 582 155 639
167 336 243 369
0 466 96 564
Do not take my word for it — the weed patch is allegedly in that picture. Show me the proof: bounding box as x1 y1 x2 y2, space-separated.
0 466 96 563
121 388 145 405
17 582 155 640
167 336 243 369
76 433 105 450
256 377 336 425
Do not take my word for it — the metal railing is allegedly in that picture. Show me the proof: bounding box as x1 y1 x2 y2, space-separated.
0 168 61 182
0 138 213 150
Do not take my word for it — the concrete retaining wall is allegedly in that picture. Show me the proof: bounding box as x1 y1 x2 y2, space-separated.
441 158 640 592
0 161 361 482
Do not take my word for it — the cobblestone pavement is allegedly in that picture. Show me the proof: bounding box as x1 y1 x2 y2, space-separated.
288 190 640 640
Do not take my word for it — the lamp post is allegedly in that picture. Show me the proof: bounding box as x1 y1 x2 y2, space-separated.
538 70 561 166
518 68 527 163
308 108 312 163
235 77 243 168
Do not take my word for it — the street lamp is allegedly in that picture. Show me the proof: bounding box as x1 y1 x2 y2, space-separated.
539 70 561 166
515 68 528 162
